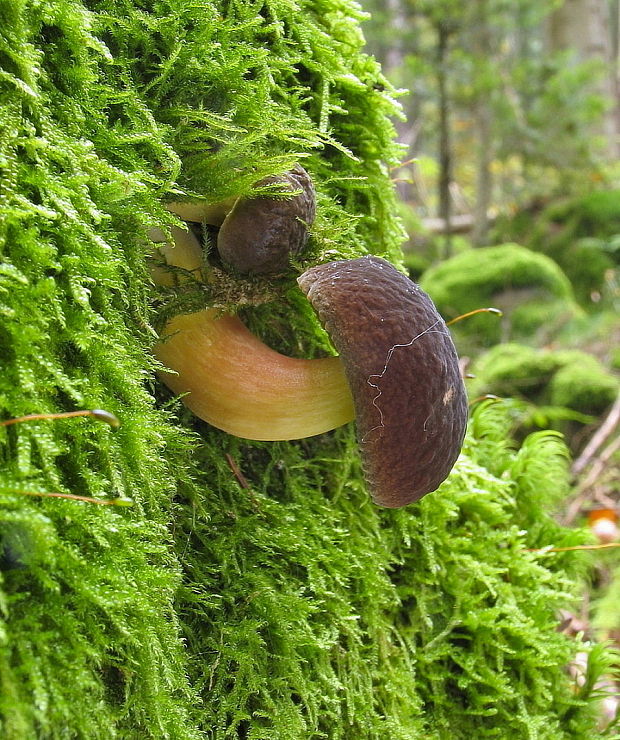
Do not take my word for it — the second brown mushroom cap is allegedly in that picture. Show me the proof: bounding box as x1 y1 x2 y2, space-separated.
217 164 316 274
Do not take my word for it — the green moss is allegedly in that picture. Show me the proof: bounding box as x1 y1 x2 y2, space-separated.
0 1 611 738
549 190 620 236
592 560 620 634
496 190 620 304
469 343 562 399
173 411 605 739
419 244 578 349
470 343 618 418
550 360 619 415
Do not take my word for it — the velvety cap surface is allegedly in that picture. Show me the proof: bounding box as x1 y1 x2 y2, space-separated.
298 256 467 507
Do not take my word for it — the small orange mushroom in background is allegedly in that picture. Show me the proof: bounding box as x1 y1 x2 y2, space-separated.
587 508 619 544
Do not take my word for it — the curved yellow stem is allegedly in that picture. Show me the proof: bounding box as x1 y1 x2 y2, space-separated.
166 198 237 225
154 310 354 440
152 209 355 440
148 226 204 285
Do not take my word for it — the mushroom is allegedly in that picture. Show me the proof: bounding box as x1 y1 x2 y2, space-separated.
217 164 316 274
166 164 316 275
148 225 204 286
165 197 237 226
587 509 619 544
153 234 467 506
298 257 468 507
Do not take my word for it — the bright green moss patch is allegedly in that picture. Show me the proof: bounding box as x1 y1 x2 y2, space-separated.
550 360 619 415
470 343 619 420
419 244 579 349
0 1 612 738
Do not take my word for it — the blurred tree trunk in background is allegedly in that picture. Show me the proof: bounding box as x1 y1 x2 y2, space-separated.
471 0 493 245
383 0 416 202
436 19 454 256
546 0 620 157
385 0 407 76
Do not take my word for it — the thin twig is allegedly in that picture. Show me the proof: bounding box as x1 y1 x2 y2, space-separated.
527 543 620 554
561 395 620 526
578 435 620 496
225 453 249 489
3 490 133 506
563 434 620 526
572 394 620 476
225 453 261 511
0 409 120 428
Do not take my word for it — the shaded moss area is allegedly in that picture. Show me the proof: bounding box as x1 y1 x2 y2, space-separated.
0 1 611 738
494 190 620 304
470 344 619 416
419 244 578 349
175 415 606 738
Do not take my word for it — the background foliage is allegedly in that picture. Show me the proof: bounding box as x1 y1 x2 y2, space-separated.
361 0 618 245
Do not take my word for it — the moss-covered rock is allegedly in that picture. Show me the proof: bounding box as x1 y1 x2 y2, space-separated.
470 343 619 417
495 190 620 304
0 1 611 738
419 244 579 349
469 343 562 399
550 359 619 415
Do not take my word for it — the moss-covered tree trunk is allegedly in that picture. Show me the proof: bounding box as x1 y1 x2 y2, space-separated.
0 1 610 737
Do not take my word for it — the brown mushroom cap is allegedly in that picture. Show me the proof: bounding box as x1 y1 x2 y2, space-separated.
298 255 468 508
217 164 316 274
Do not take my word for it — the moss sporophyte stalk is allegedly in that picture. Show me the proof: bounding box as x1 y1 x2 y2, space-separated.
0 411 132 506
0 0 612 737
